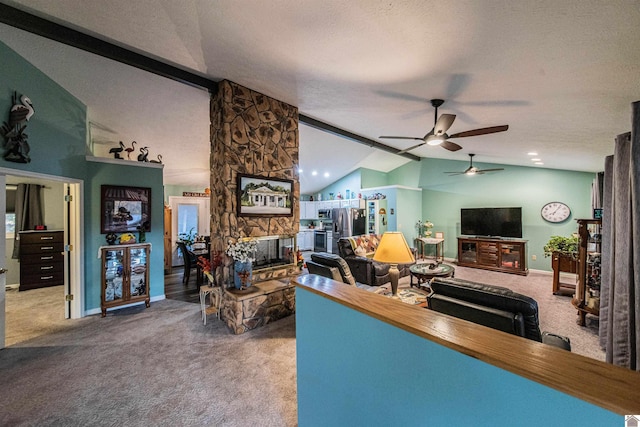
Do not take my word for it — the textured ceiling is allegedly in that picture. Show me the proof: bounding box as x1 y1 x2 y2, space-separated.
1 0 639 194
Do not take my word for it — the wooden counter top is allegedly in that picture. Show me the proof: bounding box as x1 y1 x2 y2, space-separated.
294 274 640 415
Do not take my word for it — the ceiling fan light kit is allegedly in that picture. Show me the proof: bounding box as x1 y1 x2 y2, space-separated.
379 99 509 154
445 153 505 176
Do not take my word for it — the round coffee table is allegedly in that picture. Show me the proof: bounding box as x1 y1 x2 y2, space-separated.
409 263 455 291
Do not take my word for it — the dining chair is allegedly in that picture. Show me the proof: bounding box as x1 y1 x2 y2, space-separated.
177 241 199 287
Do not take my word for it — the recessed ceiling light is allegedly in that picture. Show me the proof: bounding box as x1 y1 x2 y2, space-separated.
298 168 303 173
324 172 330 178
531 158 541 161
312 170 318 176
535 162 544 165
527 152 538 156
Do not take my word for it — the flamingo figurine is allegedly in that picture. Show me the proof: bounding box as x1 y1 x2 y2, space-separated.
109 141 125 159
125 140 137 159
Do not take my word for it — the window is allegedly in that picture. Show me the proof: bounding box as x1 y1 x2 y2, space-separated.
6 186 16 237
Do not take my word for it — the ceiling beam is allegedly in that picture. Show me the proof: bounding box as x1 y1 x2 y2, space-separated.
0 3 421 162
0 3 217 92
298 114 421 161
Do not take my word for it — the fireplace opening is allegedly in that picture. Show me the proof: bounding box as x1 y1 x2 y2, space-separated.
253 235 296 270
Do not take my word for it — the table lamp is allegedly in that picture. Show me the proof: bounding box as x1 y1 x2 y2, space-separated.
373 232 415 297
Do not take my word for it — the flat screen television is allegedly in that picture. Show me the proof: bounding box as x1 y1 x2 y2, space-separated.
460 207 522 238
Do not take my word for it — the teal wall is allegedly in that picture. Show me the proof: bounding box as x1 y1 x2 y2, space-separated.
319 158 595 272
85 162 165 310
2 41 165 313
393 158 595 271
0 42 87 180
314 169 361 201
296 288 619 426
360 168 388 188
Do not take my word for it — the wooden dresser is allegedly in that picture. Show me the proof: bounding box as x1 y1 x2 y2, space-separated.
19 230 64 291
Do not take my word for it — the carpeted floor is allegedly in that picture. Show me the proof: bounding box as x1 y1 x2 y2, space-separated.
1 264 603 425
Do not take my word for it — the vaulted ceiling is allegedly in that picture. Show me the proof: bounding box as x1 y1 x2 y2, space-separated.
1 1 639 194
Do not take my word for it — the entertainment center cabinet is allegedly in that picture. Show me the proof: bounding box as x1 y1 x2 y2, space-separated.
457 237 528 275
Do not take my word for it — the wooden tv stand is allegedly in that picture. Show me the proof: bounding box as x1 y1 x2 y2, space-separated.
457 237 528 275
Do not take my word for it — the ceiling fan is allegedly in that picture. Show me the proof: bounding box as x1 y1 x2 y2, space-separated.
445 153 504 176
379 99 509 154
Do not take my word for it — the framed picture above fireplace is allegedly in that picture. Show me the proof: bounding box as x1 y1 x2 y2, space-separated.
101 185 151 233
237 173 293 217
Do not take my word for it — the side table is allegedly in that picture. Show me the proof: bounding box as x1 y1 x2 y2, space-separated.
415 237 445 262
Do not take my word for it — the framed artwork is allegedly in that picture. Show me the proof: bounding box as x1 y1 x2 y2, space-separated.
593 208 603 219
101 185 151 233
236 173 293 217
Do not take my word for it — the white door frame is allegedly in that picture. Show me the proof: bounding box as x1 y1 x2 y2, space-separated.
168 196 210 266
0 168 84 348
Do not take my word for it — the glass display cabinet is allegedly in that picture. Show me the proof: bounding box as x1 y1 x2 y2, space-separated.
572 219 601 326
101 243 151 317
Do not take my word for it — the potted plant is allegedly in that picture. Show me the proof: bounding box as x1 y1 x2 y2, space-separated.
178 227 197 249
543 235 579 258
544 235 579 295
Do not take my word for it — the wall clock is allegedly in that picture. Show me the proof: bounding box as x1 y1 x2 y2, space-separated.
541 202 571 223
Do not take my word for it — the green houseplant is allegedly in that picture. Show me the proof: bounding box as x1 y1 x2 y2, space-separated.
543 234 579 258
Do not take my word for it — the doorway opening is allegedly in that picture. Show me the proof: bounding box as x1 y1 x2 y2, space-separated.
168 196 210 268
0 168 83 349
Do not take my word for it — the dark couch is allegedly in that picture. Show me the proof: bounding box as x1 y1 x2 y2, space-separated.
306 252 380 292
337 237 414 287
427 277 571 350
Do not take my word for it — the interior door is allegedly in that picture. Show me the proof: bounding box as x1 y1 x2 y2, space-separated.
0 175 6 348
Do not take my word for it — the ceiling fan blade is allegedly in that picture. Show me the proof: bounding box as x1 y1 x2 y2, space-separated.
476 168 504 173
397 142 426 154
440 140 463 151
444 172 465 175
448 125 509 139
433 114 456 135
379 136 423 141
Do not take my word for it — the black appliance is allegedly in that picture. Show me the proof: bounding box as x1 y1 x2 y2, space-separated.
460 207 522 238
318 209 331 219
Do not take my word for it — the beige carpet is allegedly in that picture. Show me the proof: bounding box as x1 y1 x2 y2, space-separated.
0 266 603 425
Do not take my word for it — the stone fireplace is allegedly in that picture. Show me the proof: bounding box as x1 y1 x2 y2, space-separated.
209 80 300 286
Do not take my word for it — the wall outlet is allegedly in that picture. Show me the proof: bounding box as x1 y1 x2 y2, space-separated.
531 255 537 261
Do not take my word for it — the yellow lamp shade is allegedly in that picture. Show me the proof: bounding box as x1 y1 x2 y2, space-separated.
372 232 415 264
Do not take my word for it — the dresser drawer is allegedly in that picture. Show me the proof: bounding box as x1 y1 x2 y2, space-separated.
20 241 64 255
19 271 64 290
21 252 64 265
19 231 63 245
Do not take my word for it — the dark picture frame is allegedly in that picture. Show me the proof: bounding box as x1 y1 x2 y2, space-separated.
236 173 293 217
101 185 151 233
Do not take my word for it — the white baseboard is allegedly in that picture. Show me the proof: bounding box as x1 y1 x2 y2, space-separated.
84 294 166 317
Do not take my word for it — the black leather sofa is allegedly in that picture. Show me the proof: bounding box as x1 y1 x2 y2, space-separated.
306 252 380 292
427 277 571 350
337 238 414 287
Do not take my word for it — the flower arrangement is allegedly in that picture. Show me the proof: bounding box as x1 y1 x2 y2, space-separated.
416 220 434 237
197 251 222 274
226 239 258 263
296 249 305 269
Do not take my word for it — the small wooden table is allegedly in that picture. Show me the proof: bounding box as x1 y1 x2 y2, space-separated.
415 237 445 262
409 263 455 291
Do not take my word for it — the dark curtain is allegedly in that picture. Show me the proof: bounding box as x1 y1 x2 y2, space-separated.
12 183 44 259
599 100 640 370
